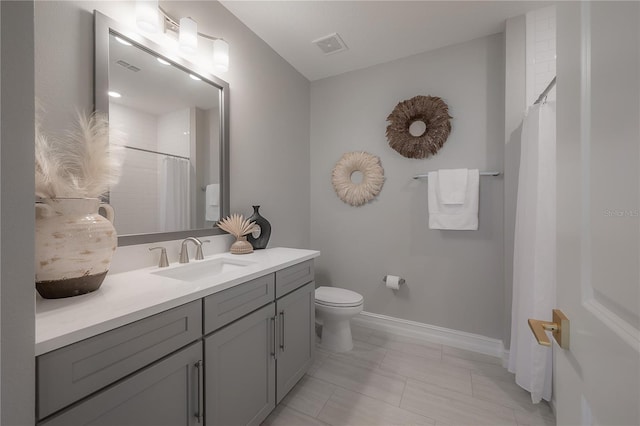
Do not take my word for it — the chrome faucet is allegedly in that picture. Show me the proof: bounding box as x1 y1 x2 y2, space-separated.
179 237 210 263
149 246 169 268
195 239 210 260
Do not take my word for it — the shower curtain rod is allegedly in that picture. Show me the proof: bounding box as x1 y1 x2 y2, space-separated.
534 76 557 105
123 145 190 161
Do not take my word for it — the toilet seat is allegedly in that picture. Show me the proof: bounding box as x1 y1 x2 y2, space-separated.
315 286 363 307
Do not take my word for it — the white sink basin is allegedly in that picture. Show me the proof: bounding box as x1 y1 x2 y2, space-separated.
151 257 255 282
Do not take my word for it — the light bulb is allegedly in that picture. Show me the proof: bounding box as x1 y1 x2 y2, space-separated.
135 0 160 33
179 17 198 55
114 36 132 46
108 91 122 98
213 39 229 72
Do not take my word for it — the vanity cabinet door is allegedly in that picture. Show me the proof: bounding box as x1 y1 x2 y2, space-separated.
205 302 276 426
39 341 203 426
276 281 315 403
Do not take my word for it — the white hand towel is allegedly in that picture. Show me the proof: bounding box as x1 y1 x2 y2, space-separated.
438 168 468 204
428 169 479 230
205 184 220 222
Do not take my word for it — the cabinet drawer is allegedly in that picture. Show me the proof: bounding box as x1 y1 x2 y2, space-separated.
37 300 202 420
275 260 314 298
39 341 203 426
204 274 275 334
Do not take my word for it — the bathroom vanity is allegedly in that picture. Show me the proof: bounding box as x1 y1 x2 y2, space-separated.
35 248 319 426
34 13 320 426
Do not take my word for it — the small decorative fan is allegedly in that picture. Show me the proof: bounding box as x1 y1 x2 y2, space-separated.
216 214 258 254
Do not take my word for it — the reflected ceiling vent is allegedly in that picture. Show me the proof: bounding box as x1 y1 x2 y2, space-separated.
312 33 348 55
116 59 141 72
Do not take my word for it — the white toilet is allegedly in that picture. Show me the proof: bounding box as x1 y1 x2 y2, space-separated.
315 286 364 352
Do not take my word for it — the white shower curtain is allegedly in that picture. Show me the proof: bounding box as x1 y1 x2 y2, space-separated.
159 156 191 232
508 102 556 403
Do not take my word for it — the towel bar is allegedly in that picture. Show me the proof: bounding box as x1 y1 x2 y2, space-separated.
413 171 501 179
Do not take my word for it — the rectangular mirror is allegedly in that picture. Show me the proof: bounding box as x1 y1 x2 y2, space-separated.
94 11 229 246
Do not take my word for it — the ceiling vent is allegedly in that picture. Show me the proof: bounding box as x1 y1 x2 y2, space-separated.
312 33 348 55
116 59 141 72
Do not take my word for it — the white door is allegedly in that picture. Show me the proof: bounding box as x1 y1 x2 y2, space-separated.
555 2 639 425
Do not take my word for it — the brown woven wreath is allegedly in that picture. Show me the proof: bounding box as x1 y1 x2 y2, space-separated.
386 95 452 159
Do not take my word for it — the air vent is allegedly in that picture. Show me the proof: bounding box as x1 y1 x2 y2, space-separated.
116 60 141 72
312 33 348 55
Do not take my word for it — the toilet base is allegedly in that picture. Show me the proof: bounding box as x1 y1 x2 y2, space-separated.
314 287 363 353
319 318 354 353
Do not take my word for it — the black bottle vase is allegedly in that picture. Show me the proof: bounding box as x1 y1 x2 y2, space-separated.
247 206 271 250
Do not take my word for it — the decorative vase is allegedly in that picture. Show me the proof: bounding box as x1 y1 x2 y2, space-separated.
35 198 117 299
247 206 271 250
230 236 254 255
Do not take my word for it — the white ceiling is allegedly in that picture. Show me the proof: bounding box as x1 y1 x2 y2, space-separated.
219 0 552 81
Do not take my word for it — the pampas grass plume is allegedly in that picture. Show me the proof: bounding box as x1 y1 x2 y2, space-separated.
35 111 125 199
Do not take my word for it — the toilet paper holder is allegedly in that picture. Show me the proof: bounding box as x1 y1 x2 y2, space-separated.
383 276 405 286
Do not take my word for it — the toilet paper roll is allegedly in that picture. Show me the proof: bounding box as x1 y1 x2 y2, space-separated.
385 275 402 290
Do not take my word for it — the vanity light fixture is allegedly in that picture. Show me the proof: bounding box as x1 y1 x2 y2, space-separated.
135 2 230 73
213 39 229 72
178 17 198 55
135 0 160 33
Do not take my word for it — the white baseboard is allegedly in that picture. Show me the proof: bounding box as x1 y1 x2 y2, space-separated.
352 311 505 359
549 398 557 417
502 347 510 368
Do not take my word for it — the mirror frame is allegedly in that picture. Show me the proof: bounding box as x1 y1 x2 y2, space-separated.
94 11 230 246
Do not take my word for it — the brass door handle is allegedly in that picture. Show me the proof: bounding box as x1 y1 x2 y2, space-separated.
528 309 570 349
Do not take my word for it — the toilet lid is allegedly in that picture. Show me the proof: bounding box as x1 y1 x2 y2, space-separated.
315 286 363 307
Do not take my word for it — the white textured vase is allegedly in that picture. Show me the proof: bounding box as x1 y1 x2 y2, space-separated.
35 198 116 299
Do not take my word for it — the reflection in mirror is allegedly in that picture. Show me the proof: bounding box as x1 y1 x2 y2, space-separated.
108 33 221 234
95 11 229 246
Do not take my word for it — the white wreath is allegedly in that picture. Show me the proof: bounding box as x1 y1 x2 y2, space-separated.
331 152 385 206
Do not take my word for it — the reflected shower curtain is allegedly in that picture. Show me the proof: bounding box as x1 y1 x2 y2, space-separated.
159 156 191 232
508 102 556 403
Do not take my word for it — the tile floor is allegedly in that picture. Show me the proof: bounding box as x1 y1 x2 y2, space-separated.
262 325 555 426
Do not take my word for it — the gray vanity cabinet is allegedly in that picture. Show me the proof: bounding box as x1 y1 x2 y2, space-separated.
204 282 315 426
275 281 315 403
40 341 203 426
204 260 316 426
36 258 316 426
37 301 202 422
204 303 277 426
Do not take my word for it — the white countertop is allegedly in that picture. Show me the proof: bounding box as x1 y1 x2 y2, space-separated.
36 247 320 356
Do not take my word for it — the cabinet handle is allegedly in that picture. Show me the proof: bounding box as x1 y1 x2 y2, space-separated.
279 310 285 351
195 360 203 423
271 316 277 360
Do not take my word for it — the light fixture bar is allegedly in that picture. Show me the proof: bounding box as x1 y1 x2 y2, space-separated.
158 7 225 42
149 6 229 72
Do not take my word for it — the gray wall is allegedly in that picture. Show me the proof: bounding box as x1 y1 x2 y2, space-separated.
1 2 36 424
34 0 311 249
503 16 526 349
310 35 506 339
